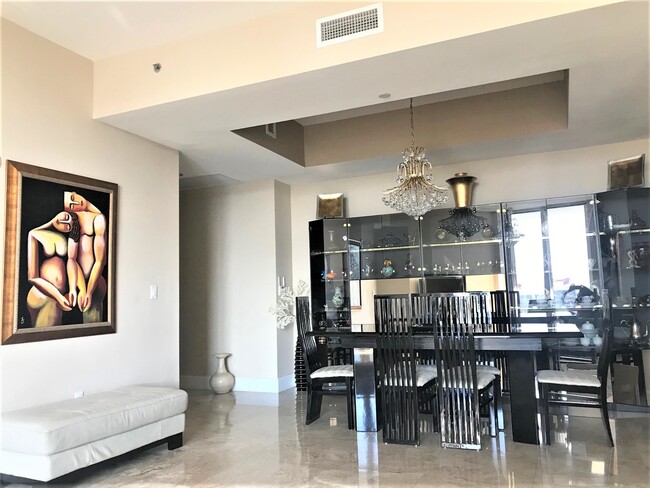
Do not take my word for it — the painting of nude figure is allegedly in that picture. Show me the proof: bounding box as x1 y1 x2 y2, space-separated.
2 160 117 344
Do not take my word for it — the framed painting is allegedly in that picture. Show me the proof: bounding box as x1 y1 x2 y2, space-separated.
2 161 118 344
608 154 645 190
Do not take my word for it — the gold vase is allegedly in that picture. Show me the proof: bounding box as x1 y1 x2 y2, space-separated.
446 172 477 208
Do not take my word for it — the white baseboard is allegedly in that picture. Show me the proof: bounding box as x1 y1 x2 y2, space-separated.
181 374 295 393
278 374 296 392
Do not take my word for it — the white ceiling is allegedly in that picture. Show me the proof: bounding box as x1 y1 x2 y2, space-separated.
1 1 297 60
2 1 649 189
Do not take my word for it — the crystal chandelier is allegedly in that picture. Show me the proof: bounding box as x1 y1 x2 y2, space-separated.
382 98 448 219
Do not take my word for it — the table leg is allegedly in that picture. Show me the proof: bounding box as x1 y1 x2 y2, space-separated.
507 350 540 444
353 348 378 432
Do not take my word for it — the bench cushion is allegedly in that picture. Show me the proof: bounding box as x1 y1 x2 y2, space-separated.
1 385 187 456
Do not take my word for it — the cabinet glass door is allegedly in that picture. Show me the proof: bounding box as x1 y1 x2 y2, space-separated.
347 213 421 326
349 213 421 281
309 219 350 329
503 195 604 323
420 203 504 292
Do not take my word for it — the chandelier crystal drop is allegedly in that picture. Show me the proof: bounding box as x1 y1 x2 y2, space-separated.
382 99 448 219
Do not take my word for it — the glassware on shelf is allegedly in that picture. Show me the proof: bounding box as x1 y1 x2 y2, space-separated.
328 230 335 246
630 210 647 229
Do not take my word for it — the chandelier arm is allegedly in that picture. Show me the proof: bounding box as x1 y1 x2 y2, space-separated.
410 98 415 148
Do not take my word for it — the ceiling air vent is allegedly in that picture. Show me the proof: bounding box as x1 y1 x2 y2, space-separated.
317 3 383 48
265 123 277 139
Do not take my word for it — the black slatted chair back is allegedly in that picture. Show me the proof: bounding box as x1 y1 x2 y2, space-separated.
597 319 614 383
468 292 492 332
430 293 483 450
487 291 518 392
375 295 421 445
490 290 519 332
412 293 434 327
296 296 322 377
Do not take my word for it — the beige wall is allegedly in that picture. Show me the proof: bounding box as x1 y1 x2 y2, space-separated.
305 80 568 166
93 1 613 117
274 181 295 381
0 20 180 411
180 180 294 392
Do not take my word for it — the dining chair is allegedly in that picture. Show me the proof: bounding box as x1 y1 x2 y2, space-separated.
429 293 500 449
474 290 519 429
296 296 356 429
375 295 437 446
536 319 614 446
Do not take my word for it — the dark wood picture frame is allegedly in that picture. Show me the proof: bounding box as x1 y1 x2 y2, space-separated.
608 154 645 190
2 161 118 345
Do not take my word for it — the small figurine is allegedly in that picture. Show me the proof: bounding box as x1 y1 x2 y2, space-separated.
362 256 373 278
381 259 395 278
404 254 414 276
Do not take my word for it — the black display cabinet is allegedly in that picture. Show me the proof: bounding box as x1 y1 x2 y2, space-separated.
597 187 650 406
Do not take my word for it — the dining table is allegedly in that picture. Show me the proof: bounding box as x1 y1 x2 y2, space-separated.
308 321 583 445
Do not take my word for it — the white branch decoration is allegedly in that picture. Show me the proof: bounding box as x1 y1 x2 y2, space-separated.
268 280 309 329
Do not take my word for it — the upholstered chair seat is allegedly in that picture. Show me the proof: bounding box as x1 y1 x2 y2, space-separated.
536 369 600 388
440 371 496 391
310 365 354 379
476 364 502 377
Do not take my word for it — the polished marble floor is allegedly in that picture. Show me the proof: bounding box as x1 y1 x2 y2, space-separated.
6 389 650 487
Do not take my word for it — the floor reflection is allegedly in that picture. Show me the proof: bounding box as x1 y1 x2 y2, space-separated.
36 389 650 488
356 432 379 487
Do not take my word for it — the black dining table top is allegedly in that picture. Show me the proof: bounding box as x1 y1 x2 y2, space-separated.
309 322 583 339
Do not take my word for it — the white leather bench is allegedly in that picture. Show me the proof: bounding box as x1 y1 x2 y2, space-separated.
0 385 188 482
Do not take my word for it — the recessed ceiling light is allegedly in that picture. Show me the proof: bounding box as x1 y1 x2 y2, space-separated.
378 92 391 99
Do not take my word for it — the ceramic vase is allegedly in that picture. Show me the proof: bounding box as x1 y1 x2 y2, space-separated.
332 287 344 307
210 353 235 394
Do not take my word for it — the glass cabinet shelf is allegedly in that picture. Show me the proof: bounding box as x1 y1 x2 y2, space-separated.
359 245 420 252
310 249 348 256
422 239 502 248
616 228 650 236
